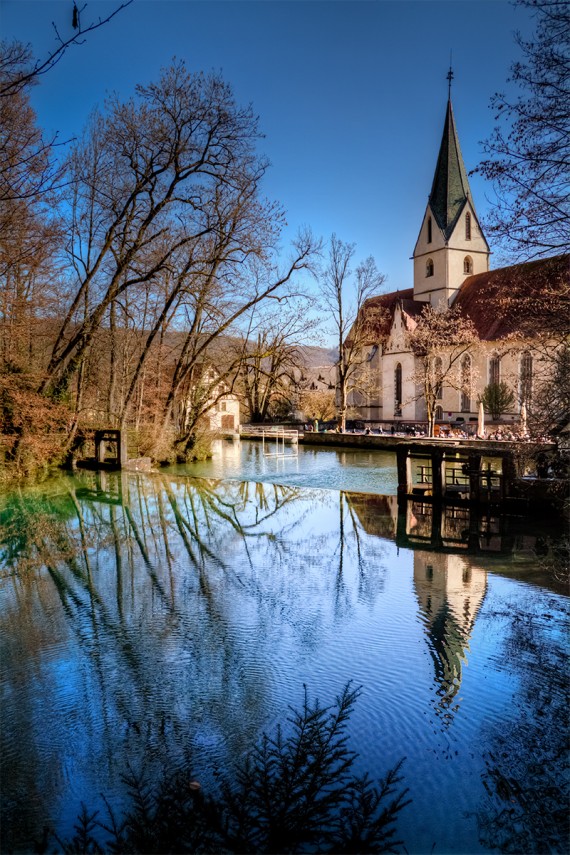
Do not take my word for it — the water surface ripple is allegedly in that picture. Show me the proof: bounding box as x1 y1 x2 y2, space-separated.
1 448 568 854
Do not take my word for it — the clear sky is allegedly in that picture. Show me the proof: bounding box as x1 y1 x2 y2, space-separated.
2 0 534 293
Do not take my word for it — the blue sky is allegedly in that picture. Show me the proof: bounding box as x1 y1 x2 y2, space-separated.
2 0 533 293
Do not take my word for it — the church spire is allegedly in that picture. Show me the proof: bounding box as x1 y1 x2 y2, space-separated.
428 97 473 242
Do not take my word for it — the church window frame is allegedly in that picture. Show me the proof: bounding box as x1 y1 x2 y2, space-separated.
463 255 473 275
427 216 432 243
489 354 500 387
435 405 444 421
460 354 471 412
426 258 434 278
433 356 443 400
465 212 472 240
520 351 533 402
394 362 402 417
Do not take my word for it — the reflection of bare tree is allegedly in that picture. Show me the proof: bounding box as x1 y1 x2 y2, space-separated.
1 471 392 851
476 599 569 852
342 492 392 608
1 473 299 849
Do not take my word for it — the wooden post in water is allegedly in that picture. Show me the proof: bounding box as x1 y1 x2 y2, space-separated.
96 432 107 465
94 429 128 468
469 452 482 504
502 453 517 502
396 447 411 505
432 449 444 500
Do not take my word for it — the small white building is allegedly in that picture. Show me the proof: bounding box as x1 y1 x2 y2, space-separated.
207 392 240 433
177 363 240 434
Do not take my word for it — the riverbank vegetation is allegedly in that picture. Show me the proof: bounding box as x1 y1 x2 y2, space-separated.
1 39 319 480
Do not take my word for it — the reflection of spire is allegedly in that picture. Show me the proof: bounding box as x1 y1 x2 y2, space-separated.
414 554 487 720
425 600 468 705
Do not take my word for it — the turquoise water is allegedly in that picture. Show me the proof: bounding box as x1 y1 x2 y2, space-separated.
0 446 568 853
172 437 399 494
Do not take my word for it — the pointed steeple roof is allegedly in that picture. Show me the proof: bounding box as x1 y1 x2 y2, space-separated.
429 99 473 241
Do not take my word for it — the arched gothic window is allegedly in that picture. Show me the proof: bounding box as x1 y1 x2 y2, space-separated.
426 258 434 278
461 355 471 412
435 405 443 421
489 354 500 386
395 363 402 417
465 212 472 240
434 356 443 400
427 216 432 243
520 352 533 402
463 256 473 274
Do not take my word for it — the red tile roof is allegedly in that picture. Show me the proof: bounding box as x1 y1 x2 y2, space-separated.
453 254 570 340
352 254 569 346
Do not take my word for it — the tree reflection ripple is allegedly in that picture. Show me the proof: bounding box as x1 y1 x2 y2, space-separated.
0 468 568 854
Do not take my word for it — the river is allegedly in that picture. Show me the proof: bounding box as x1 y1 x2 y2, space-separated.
1 439 568 853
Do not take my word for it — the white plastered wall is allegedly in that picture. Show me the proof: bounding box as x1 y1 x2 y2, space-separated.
413 202 490 308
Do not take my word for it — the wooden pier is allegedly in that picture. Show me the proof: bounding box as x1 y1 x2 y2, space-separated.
395 445 517 506
301 431 564 513
70 428 152 472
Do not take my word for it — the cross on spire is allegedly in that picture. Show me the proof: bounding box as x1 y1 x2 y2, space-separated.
447 55 454 99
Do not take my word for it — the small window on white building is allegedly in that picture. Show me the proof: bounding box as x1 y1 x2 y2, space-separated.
427 216 432 243
463 256 473 274
426 258 434 278
465 212 472 240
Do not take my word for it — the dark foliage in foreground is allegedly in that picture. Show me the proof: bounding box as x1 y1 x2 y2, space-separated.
46 684 410 854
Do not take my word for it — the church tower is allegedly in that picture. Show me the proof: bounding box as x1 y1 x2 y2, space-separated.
413 95 490 308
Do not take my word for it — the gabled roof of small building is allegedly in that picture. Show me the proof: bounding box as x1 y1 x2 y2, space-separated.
453 253 570 340
429 99 473 241
355 288 416 344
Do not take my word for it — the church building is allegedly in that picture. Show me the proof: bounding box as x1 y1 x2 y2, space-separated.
347 94 568 432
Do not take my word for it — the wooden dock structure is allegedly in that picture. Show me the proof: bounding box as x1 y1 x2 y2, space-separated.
395 444 515 506
301 431 564 513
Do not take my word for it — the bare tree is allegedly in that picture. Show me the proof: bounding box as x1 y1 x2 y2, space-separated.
39 63 276 402
0 45 63 392
406 305 479 437
298 387 337 424
475 0 570 259
161 231 318 457
321 235 387 432
234 302 319 424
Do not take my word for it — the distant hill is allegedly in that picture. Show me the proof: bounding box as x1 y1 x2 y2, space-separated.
299 345 338 369
298 345 338 389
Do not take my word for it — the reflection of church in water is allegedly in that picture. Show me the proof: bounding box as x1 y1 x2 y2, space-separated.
414 551 486 714
345 492 487 716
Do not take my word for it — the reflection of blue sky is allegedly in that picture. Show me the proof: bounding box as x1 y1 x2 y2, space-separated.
1 470 568 854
